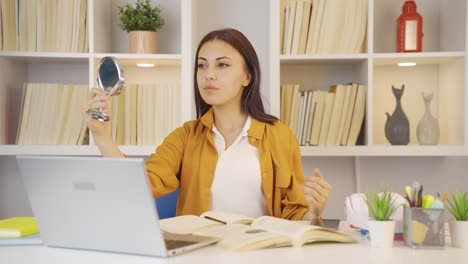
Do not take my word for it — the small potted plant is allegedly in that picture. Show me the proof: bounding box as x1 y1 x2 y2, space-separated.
446 191 468 248
365 190 399 247
118 0 165 53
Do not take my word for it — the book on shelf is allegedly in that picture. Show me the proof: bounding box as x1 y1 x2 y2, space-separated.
334 84 352 145
288 84 301 132
302 90 315 145
309 90 326 145
306 0 326 54
26 0 37 51
340 83 359 145
317 92 335 146
348 0 367 53
280 84 295 125
290 0 304 55
160 211 356 251
16 83 88 145
325 85 346 146
284 0 296 54
298 0 312 54
2 0 87 52
129 84 138 145
279 0 288 53
1 0 18 51
0 1 2 51
296 92 306 141
36 0 46 51
346 84 366 146
115 89 126 145
316 0 346 54
77 0 88 53
50 84 69 144
18 0 28 51
300 0 367 54
16 83 31 145
116 83 180 146
0 217 39 238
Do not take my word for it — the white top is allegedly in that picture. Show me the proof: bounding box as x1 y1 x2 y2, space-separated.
210 116 267 218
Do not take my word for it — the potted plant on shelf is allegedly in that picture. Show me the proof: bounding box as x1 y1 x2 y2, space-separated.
446 191 468 248
118 0 165 54
365 190 399 247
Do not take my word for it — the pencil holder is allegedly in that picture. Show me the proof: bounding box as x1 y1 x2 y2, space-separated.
403 207 445 248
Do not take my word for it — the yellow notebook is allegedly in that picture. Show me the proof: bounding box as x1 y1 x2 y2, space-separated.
0 217 39 238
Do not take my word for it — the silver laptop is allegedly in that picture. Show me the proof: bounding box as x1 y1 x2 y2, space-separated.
16 155 220 257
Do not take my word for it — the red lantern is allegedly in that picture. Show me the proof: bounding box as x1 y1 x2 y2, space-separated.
397 0 423 52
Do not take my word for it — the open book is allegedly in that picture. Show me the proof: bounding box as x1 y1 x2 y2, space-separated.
160 211 356 251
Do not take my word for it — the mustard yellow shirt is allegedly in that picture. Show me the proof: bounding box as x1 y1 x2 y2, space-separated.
145 108 309 220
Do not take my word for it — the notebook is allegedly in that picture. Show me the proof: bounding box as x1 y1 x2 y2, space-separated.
0 233 42 246
16 155 220 257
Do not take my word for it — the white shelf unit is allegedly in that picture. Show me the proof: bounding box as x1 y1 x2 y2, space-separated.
0 0 467 157
0 0 192 156
269 0 468 156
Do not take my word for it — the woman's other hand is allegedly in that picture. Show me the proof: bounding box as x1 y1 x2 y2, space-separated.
302 168 332 219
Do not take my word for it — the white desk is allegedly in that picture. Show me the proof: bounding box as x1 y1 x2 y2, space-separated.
1 240 467 264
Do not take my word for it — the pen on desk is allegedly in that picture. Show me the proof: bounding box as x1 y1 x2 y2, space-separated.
204 216 227 225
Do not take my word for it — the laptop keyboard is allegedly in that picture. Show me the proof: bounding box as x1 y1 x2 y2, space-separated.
164 239 198 250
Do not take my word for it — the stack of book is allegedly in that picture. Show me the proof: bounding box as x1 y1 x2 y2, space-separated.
110 83 181 146
0 217 42 246
280 0 367 54
281 83 366 146
16 83 89 145
1 0 88 52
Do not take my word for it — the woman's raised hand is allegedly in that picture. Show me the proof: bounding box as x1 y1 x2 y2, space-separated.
82 88 112 140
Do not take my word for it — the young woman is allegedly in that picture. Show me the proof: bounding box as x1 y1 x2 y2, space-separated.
84 28 331 220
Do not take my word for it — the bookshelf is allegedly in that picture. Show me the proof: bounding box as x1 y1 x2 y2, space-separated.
272 0 468 156
0 0 191 156
0 0 466 157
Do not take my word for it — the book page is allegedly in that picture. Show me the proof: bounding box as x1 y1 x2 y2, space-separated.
216 224 290 251
252 216 315 242
200 211 254 225
193 223 251 238
159 215 223 235
252 216 356 246
300 228 356 245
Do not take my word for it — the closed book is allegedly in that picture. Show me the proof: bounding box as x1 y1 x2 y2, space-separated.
346 85 366 146
0 233 42 246
325 84 346 145
0 217 39 238
317 92 335 146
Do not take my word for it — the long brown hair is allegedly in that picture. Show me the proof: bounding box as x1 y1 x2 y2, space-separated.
194 28 278 124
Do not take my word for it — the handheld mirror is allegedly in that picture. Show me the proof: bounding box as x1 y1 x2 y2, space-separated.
86 56 124 122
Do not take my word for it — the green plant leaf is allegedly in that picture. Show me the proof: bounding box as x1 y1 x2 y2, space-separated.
118 0 165 32
365 190 397 221
446 191 468 221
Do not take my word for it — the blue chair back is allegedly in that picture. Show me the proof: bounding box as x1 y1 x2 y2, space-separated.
155 188 179 219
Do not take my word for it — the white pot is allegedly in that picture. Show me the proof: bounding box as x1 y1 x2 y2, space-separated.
449 220 468 248
368 220 395 248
